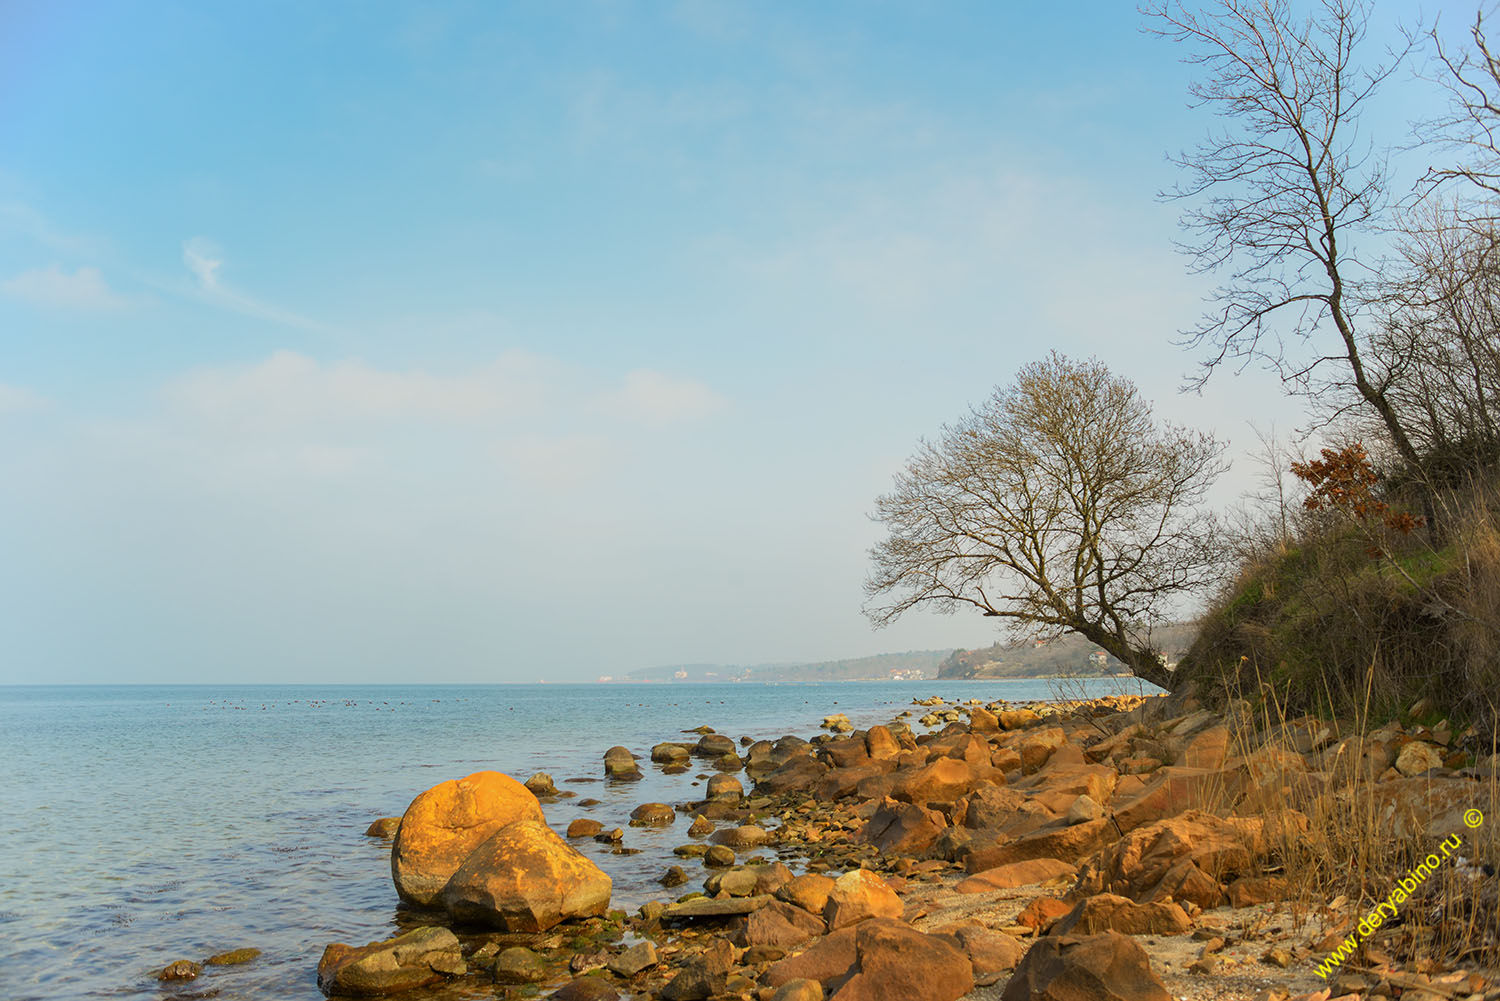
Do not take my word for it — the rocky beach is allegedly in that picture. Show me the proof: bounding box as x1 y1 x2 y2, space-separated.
198 686 1500 1001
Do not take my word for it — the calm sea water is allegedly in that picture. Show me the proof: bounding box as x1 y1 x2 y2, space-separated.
0 679 1147 1000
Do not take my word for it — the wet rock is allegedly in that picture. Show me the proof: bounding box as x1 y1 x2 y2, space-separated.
1050 893 1191 936
687 815 714 837
954 858 1077 893
440 819 612 931
159 960 202 981
753 755 828 796
607 941 658 977
549 976 619 1001
205 948 260 966
629 802 676 825
660 864 689 886
491 946 546 984
603 746 641 779
663 894 772 919
764 919 973 1001
567 818 604 838
710 824 769 848
364 818 400 838
316 926 465 997
660 937 734 1000
706 773 743 801
694 733 737 758
525 772 558 797
390 771 545 907
704 844 736 867
652 742 693 764
999 931 1171 1001
823 868 903 930
776 873 836 915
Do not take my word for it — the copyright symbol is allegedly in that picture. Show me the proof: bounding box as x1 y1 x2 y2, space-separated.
1464 809 1484 829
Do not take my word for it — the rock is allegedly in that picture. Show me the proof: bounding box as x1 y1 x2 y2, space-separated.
660 864 689 887
158 960 202 981
954 858 1077 893
629 802 676 825
1180 726 1230 769
998 708 1040 730
607 941 658 977
706 774 743 801
945 924 1026 975
206 948 261 965
440 819 612 931
660 938 734 1000
776 873 836 915
969 705 1000 732
549 976 620 1001
1372 775 1478 838
525 772 558 797
1018 727 1067 772
364 818 400 838
865 725 901 759
695 733 738 758
704 844 736 867
317 926 465 997
1049 893 1192 936
603 746 641 779
765 919 973 1001
823 868 903 930
687 815 715 838
567 818 604 838
771 979 825 1001
492 946 547 984
963 817 1113 872
1109 767 1225 833
1065 795 1104 825
857 798 948 854
391 771 545 907
710 824 769 848
1016 896 1073 932
652 742 692 764
715 867 761 897
733 899 827 949
999 931 1171 1001
1228 875 1292 908
892 757 980 804
663 894 772 919
1395 740 1444 776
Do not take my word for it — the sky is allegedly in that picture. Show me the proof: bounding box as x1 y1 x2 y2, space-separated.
0 0 1465 684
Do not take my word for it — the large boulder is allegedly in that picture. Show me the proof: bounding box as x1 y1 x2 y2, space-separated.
603 746 641 779
390 771 544 907
317 926 465 997
440 819 612 931
999 931 1171 1001
892 758 980 804
954 858 1076 893
732 899 827 949
764 919 973 1001
963 818 1113 873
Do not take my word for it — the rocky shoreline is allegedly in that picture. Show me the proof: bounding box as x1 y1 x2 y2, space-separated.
218 688 1499 1001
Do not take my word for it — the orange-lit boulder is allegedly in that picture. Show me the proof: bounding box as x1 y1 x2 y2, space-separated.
440 819 612 931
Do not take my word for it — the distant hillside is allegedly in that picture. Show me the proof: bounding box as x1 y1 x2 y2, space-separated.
625 649 952 683
936 625 1197 680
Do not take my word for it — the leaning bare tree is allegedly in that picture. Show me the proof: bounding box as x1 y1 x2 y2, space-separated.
1146 0 1426 475
863 354 1225 692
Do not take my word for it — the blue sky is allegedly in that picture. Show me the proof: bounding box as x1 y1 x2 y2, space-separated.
0 1 1455 683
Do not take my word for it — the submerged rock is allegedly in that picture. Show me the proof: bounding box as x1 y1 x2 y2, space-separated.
316 926 465 997
158 960 202 981
205 947 261 966
363 817 400 838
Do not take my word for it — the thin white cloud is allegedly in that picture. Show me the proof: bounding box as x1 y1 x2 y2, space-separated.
492 434 615 489
0 382 46 413
164 349 555 431
2 265 127 311
181 237 325 331
598 369 727 426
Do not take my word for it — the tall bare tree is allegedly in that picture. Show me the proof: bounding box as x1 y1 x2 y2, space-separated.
864 355 1225 691
1147 0 1425 473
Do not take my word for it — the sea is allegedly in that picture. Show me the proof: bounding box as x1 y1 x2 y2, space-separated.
0 678 1151 1000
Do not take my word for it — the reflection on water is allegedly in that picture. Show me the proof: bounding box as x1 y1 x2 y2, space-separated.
0 678 1143 999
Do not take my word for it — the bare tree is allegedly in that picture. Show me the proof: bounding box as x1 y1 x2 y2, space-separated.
863 355 1225 691
1419 7 1500 202
1146 0 1425 473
